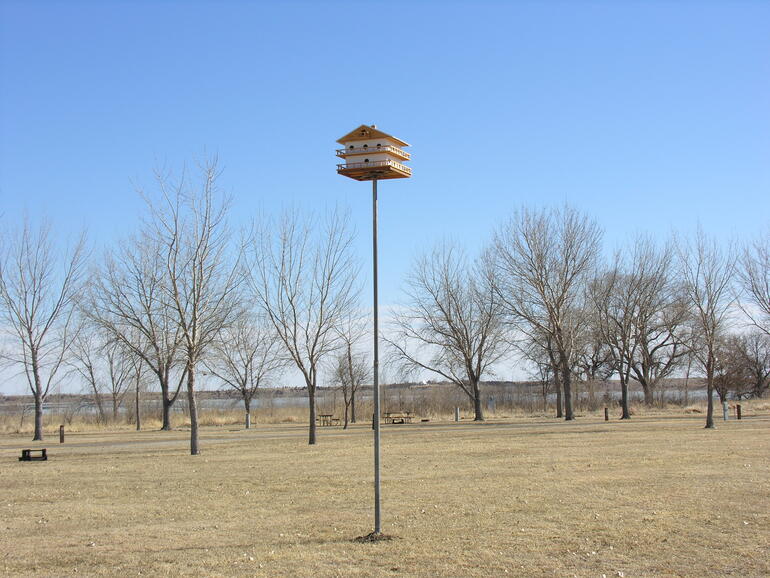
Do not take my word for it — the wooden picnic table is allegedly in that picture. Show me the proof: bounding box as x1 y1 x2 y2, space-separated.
383 411 413 424
318 414 334 426
317 414 340 426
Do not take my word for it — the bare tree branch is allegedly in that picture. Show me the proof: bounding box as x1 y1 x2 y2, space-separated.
737 228 770 336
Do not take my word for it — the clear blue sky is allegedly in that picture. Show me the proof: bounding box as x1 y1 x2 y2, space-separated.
1 1 768 388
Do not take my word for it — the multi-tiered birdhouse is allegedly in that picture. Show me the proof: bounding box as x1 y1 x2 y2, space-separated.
336 125 411 181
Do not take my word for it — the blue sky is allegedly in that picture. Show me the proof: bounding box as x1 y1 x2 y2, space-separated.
1 1 769 391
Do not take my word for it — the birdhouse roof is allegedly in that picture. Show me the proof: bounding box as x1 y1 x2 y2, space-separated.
336 125 410 147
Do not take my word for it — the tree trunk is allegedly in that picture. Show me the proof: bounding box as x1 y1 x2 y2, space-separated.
92 388 106 423
350 390 356 423
561 355 574 421
161 394 173 431
187 366 200 454
705 357 715 429
573 380 581 412
705 382 715 428
472 381 484 421
135 383 141 432
682 353 692 406
620 373 631 420
343 401 349 430
112 397 119 422
33 392 44 441
244 396 251 429
642 384 654 406
553 365 563 418
30 346 45 440
308 385 317 445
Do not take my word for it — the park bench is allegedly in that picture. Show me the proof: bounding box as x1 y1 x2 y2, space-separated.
19 448 47 461
383 411 413 424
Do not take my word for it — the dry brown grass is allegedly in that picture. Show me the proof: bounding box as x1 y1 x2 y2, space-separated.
0 406 308 436
3 397 766 435
1 413 768 577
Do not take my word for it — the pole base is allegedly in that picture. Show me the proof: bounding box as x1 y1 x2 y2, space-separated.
353 531 395 543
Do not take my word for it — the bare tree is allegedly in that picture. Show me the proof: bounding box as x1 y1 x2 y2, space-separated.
69 328 108 423
624 239 691 405
515 327 564 417
69 319 138 423
0 219 86 440
334 312 369 427
713 335 750 403
88 230 186 430
677 228 735 429
572 316 614 410
591 237 691 415
146 158 243 455
332 346 369 429
721 331 770 399
590 269 636 419
101 338 136 420
249 208 359 445
205 311 286 428
519 335 555 413
737 229 770 335
387 243 508 421
740 331 770 399
492 206 602 421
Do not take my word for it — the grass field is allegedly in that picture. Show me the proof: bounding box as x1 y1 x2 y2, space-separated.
1 413 768 577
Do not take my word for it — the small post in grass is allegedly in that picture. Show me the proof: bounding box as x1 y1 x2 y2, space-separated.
604 407 609 421
454 407 460 422
59 425 64 444
737 404 742 420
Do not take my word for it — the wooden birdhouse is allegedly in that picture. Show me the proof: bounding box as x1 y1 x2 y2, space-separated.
336 124 411 181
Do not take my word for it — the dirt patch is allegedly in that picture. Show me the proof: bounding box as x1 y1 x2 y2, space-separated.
353 531 397 543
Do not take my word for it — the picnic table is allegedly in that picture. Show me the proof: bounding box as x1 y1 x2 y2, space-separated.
383 411 413 424
317 414 340 426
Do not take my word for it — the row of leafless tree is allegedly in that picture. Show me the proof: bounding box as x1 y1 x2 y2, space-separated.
1 162 768 450
387 206 770 429
0 159 366 450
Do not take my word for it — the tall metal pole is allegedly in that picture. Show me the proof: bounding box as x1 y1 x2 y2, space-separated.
372 177 381 535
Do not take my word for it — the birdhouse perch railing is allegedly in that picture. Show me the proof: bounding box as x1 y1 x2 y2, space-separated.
336 160 412 175
336 146 410 160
